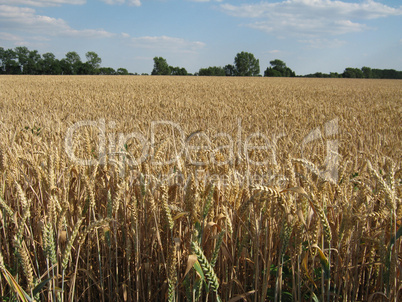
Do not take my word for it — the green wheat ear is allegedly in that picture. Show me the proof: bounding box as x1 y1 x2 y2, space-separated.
191 240 219 293
161 185 174 230
203 184 215 219
210 230 225 268
43 222 57 265
61 217 84 270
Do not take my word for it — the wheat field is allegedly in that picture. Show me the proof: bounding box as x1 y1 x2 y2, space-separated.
0 75 401 301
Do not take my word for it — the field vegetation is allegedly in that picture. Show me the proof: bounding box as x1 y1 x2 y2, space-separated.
0 75 401 301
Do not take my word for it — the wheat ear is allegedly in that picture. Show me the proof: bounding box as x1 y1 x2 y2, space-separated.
62 217 84 270
191 240 219 292
0 193 14 218
210 230 225 268
161 185 174 230
43 222 57 265
14 236 34 289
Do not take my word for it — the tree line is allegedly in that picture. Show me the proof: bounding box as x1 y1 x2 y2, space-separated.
152 52 295 77
1 46 401 79
304 67 402 79
0 47 129 75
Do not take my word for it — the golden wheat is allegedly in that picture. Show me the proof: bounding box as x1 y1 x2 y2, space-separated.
0 75 400 301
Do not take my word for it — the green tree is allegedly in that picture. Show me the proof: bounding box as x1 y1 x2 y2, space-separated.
117 68 129 75
264 68 282 77
1 48 20 74
15 46 29 73
76 62 93 75
264 59 295 77
99 67 116 75
361 66 373 79
151 57 171 75
170 66 187 75
224 64 235 76
234 51 260 76
0 47 5 73
41 52 61 75
85 51 102 74
59 58 71 75
26 50 41 74
198 66 226 76
65 51 82 74
269 59 286 71
342 67 363 78
372 69 402 79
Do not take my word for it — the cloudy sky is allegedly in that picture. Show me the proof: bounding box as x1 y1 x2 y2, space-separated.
0 0 401 75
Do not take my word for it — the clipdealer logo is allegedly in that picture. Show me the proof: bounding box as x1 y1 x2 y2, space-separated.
64 118 339 184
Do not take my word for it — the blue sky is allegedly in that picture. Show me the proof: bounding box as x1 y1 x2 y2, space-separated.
0 0 401 75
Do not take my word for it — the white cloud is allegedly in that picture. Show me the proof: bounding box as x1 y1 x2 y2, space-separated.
101 0 141 6
127 0 140 6
0 5 114 38
64 28 115 38
299 38 347 49
0 32 51 47
0 31 20 41
131 35 205 53
0 0 85 6
220 0 402 37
